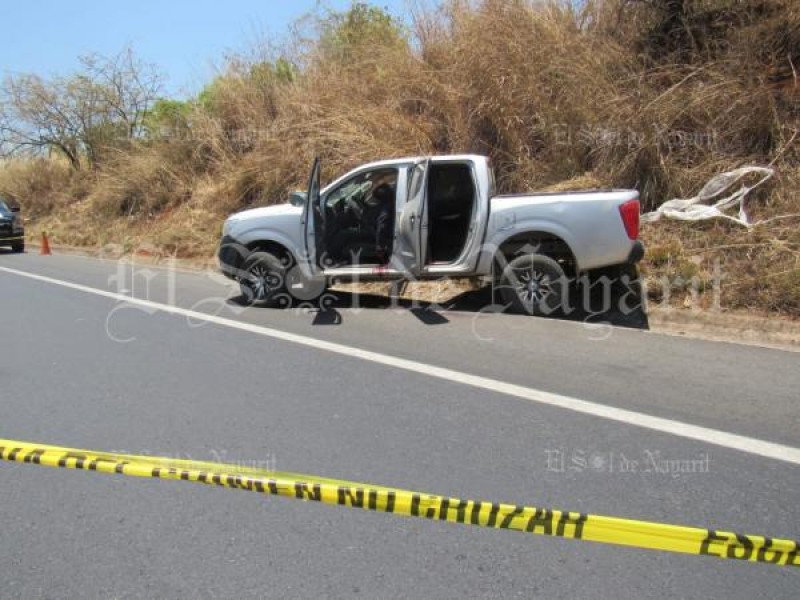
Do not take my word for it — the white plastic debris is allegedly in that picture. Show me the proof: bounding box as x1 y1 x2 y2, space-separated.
641 166 775 227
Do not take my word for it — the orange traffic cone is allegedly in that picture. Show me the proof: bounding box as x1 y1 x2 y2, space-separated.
40 232 51 256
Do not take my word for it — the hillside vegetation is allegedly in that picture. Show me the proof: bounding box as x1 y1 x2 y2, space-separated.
1 0 798 314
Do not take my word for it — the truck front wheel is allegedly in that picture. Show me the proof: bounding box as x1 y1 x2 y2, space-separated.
239 251 292 308
239 250 327 308
499 253 567 316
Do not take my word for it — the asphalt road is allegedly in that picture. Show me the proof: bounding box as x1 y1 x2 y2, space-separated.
0 251 798 599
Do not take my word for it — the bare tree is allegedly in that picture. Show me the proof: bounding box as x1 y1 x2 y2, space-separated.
0 47 163 169
81 48 163 140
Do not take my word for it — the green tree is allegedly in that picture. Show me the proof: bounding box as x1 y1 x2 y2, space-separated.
197 77 225 114
318 3 407 63
144 98 192 139
249 58 298 87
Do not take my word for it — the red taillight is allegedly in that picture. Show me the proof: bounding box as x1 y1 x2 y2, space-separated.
618 199 640 240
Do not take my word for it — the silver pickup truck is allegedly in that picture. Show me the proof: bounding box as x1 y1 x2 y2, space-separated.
219 155 644 314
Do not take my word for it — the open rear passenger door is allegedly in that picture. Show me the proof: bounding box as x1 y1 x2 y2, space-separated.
396 159 430 275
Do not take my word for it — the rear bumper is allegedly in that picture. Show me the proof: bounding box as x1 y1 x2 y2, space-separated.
626 240 645 264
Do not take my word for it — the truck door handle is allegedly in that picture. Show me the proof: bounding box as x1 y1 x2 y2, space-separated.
410 214 416 230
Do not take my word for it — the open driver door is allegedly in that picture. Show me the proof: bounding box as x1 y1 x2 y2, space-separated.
302 157 324 274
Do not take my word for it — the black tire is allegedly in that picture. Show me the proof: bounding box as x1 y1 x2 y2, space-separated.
239 250 328 308
498 253 568 316
239 251 293 308
11 242 24 254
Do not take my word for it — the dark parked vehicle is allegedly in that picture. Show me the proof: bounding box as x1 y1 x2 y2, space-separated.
0 198 24 253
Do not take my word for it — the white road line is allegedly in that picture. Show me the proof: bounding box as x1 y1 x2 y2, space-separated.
3 264 800 466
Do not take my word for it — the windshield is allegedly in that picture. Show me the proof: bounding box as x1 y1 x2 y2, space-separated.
326 179 371 210
0 199 11 215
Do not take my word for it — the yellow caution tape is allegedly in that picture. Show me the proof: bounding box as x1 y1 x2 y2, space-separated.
1 438 797 568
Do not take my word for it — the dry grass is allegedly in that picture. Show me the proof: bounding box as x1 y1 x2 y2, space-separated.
3 0 799 315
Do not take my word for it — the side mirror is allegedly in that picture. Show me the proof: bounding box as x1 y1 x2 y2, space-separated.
288 191 307 207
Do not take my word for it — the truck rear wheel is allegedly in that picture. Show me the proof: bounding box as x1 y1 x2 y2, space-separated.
499 253 567 316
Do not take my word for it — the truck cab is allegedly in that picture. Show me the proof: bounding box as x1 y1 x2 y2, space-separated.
303 154 493 280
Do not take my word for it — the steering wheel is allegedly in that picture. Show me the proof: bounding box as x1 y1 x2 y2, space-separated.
343 194 364 222
331 197 345 220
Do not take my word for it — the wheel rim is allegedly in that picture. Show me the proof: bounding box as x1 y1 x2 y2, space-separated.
514 267 553 305
244 263 281 300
